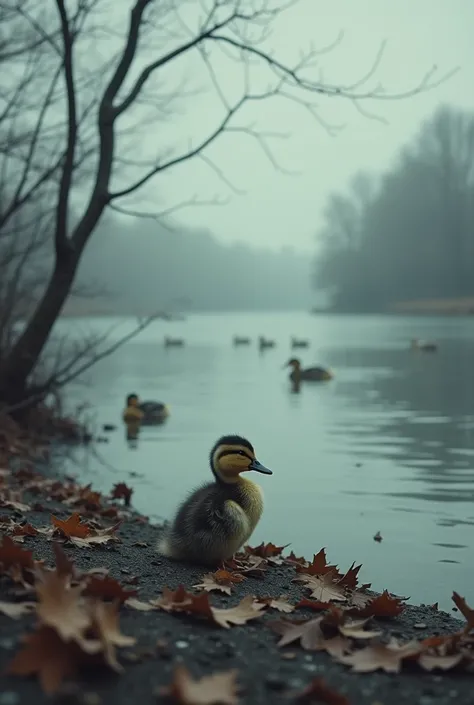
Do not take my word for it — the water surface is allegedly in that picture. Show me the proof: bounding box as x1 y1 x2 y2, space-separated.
60 312 474 610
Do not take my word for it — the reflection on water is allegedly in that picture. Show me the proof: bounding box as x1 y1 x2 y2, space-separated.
60 312 474 610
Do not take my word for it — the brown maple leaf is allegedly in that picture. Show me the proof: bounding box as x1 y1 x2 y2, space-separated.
163 664 239 705
194 570 244 595
89 600 136 671
245 541 287 558
452 591 474 633
271 617 352 656
225 554 267 578
295 549 340 577
0 600 36 619
6 626 84 694
337 563 363 590
110 482 133 506
0 535 35 571
211 595 266 628
256 596 294 613
35 567 93 643
51 512 91 539
83 574 138 603
418 652 463 671
337 639 421 673
294 570 347 603
294 676 350 704
348 590 406 618
295 599 332 612
338 620 381 640
125 597 158 612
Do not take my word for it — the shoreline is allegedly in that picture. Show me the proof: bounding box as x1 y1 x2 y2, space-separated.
1 449 473 703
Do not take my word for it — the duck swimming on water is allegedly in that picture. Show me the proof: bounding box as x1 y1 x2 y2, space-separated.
157 434 272 565
285 357 333 382
410 338 438 353
123 393 169 425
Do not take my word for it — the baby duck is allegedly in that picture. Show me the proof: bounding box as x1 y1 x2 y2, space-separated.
123 393 169 425
285 357 333 382
164 336 185 347
233 336 251 346
157 434 272 565
259 336 276 350
291 337 310 349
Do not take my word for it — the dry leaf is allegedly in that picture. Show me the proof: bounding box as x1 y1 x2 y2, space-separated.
0 600 36 619
294 677 350 704
89 600 136 671
338 621 381 640
125 597 157 612
337 563 364 590
194 570 244 595
452 592 474 633
337 639 421 673
7 626 84 694
295 599 332 612
163 664 239 705
271 617 351 656
51 512 90 539
348 590 406 618
35 568 92 642
83 574 138 603
295 549 340 577
294 571 347 603
418 652 464 671
212 595 266 629
0 535 35 571
256 596 294 613
245 541 287 558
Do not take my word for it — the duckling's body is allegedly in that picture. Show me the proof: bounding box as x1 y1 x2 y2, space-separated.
123 394 169 425
285 357 333 382
157 435 272 565
411 338 438 353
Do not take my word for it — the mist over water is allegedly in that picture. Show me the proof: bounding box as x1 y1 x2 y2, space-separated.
59 311 474 611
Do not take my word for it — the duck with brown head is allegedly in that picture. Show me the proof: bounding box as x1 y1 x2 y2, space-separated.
285 358 333 383
156 434 272 565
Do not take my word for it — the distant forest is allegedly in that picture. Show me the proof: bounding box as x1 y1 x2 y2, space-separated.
70 219 313 314
313 105 474 312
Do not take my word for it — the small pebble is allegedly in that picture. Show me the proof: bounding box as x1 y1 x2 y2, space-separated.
414 623 427 629
175 640 189 649
281 652 296 660
265 675 286 691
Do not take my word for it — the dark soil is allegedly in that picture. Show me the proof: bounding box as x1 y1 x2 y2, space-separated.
0 467 472 705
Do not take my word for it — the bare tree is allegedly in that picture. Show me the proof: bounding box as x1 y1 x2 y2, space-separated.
0 0 454 405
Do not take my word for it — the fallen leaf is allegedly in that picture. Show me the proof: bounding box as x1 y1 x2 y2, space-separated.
338 621 381 640
452 592 474 633
294 570 347 602
110 482 133 506
51 513 90 539
52 543 75 578
373 532 382 542
0 600 36 619
0 535 35 571
256 596 294 613
295 599 332 612
337 563 364 590
83 575 138 603
295 549 340 577
245 541 287 558
418 652 464 671
35 567 93 644
6 626 84 694
337 639 421 673
271 617 348 654
348 590 406 618
194 570 244 595
212 595 266 629
163 664 239 705
89 600 136 671
125 597 157 612
132 541 148 547
285 551 307 566
294 676 350 704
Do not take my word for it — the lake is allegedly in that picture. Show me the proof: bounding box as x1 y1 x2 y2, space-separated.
58 311 474 611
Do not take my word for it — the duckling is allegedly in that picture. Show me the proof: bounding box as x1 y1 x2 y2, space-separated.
122 393 169 425
157 434 272 565
410 338 438 353
164 336 185 347
285 357 333 382
259 336 275 350
233 336 251 346
291 337 310 349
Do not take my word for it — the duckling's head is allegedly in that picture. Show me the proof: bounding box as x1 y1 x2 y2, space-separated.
210 434 272 484
285 358 301 369
126 393 139 407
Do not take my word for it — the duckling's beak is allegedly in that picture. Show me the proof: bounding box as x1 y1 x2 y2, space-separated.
249 459 273 475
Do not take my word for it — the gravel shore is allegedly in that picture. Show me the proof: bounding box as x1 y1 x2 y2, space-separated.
0 459 472 705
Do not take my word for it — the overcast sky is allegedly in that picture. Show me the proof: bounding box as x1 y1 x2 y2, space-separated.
114 0 473 253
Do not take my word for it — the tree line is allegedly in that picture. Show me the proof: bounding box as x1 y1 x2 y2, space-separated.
313 106 474 312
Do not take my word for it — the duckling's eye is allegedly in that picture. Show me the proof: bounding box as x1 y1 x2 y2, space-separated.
237 451 246 456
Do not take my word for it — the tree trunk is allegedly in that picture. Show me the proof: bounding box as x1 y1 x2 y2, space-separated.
0 253 79 406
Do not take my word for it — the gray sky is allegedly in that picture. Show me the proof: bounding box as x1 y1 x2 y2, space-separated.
115 0 473 253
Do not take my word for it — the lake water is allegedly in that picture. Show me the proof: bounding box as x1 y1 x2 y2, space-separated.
59 312 474 611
